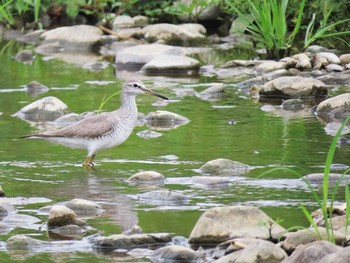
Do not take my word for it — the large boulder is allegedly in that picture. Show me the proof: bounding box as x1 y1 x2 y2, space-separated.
141 54 200 75
315 93 350 122
40 25 103 51
13 96 70 122
258 77 327 99
142 23 206 44
115 44 183 69
189 206 286 244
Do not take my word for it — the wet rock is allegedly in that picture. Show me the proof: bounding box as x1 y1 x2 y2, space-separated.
48 205 88 230
141 54 200 75
315 52 340 65
199 158 250 176
339 54 350 64
146 110 190 125
0 185 5 197
255 61 287 74
14 96 70 122
142 23 206 44
82 61 109 71
191 176 230 188
303 173 350 185
319 246 350 263
122 225 144 235
24 80 49 96
324 122 350 136
115 44 182 69
282 227 346 252
216 239 287 263
49 224 87 238
138 190 188 204
2 213 40 230
16 29 45 45
282 240 341 263
0 222 11 234
64 199 103 217
153 244 199 262
0 199 14 218
126 171 165 185
92 233 172 249
197 83 225 101
40 25 103 52
281 99 304 111
136 130 163 139
6 235 46 250
259 76 327 99
325 64 343 72
34 42 61 55
315 93 350 121
14 50 35 64
133 15 149 27
189 206 286 244
112 15 135 29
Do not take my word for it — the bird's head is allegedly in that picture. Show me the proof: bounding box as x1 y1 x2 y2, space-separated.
123 80 169 100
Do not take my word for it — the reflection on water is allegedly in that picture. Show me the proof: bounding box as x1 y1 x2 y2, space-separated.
1 41 350 261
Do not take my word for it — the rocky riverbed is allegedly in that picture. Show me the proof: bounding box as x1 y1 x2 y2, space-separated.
2 14 350 263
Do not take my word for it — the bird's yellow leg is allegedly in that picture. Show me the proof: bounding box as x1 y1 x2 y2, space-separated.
83 154 96 168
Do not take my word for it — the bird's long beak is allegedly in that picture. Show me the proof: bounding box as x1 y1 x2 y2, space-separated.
142 87 169 100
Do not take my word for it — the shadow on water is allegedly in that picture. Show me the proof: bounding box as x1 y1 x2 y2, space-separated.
1 40 350 261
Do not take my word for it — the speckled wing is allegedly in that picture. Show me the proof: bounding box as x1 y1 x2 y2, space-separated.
24 113 115 139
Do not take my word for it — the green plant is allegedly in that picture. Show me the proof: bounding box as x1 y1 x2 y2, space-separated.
304 0 350 48
259 114 350 243
165 0 220 22
97 90 121 114
224 0 306 59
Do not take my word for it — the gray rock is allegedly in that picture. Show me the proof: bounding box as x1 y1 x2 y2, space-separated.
303 173 350 185
0 185 5 197
255 61 287 74
292 53 312 69
197 83 225 100
282 240 341 263
132 15 149 27
189 206 286 244
6 235 46 250
153 244 199 262
24 80 49 96
122 225 144 235
315 52 340 65
191 176 230 188
281 99 304 111
138 190 188 204
92 233 172 249
13 96 70 122
339 54 350 64
16 29 46 44
319 246 350 263
315 93 350 121
112 15 135 29
282 228 346 252
305 45 331 54
146 110 190 125
127 171 165 185
324 122 350 136
259 76 327 98
64 199 103 217
40 25 103 51
115 44 183 69
48 205 88 230
325 64 344 72
142 23 206 44
14 50 35 64
136 130 163 139
216 239 287 263
199 158 250 176
141 54 200 75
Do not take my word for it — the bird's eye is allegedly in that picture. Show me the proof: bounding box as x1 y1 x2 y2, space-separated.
133 84 139 88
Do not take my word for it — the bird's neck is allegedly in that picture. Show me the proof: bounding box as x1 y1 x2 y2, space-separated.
119 92 138 118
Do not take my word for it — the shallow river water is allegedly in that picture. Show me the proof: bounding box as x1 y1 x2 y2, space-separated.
0 41 350 262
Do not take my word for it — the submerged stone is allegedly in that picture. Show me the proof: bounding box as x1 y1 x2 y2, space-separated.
153 244 199 262
138 190 188 204
6 235 46 250
126 171 165 185
14 96 70 122
64 199 103 217
14 50 35 64
199 158 250 176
